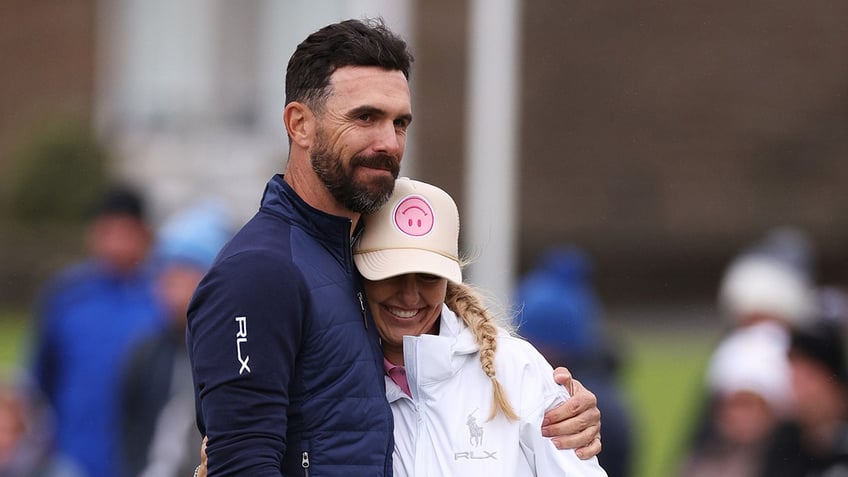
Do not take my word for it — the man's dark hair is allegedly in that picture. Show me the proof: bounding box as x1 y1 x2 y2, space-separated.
285 18 414 110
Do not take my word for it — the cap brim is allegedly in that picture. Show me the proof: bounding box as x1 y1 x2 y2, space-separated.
355 249 462 283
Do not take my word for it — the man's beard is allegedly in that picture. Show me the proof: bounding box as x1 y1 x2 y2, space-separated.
311 140 399 215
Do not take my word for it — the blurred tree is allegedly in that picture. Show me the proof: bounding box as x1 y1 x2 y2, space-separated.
6 119 108 223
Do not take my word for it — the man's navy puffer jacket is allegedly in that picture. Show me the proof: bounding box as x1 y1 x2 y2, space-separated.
188 174 394 476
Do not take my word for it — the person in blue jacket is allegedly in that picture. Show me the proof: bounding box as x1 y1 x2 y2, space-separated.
515 247 634 477
30 186 165 477
187 18 602 477
121 201 234 477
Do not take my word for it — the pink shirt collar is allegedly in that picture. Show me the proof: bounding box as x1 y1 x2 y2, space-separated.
383 357 411 397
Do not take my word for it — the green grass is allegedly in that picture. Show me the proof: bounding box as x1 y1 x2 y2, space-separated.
0 309 29 379
616 324 716 477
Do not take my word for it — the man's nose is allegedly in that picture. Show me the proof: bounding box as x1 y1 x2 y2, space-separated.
372 121 403 156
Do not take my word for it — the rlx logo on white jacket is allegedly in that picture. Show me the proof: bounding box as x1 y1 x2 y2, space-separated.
235 316 251 374
466 413 484 447
455 412 497 460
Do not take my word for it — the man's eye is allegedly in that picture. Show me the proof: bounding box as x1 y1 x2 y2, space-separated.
358 114 372 122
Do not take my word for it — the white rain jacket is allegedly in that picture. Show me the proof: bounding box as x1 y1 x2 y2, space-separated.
386 304 608 477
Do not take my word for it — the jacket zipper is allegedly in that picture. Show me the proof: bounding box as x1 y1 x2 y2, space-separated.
357 291 368 329
301 451 310 477
351 223 369 331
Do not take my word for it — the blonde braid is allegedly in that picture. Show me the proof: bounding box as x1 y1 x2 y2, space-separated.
445 282 519 421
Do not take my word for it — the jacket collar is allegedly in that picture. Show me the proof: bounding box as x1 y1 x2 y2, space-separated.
386 305 491 402
437 304 478 353
398 305 478 385
260 174 360 259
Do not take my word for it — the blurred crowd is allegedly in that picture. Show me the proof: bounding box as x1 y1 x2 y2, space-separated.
513 227 848 477
676 227 848 477
1 186 234 477
1 184 846 477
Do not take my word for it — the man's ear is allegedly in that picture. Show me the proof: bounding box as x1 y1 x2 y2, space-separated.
284 101 314 149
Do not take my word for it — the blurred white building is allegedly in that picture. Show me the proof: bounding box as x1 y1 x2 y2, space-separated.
95 0 415 225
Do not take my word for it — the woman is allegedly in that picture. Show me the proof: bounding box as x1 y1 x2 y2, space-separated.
192 179 605 477
353 177 607 476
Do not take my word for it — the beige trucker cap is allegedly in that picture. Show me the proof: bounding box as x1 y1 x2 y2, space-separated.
354 177 462 283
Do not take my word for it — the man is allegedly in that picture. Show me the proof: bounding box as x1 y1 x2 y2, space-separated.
31 186 165 477
187 18 600 476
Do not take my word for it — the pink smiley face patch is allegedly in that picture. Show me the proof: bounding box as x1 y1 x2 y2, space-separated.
394 195 434 237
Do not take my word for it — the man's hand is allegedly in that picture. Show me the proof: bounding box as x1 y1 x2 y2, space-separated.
542 367 602 459
194 436 208 477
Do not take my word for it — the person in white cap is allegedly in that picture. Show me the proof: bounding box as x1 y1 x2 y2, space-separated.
676 321 792 477
677 227 817 477
354 178 608 477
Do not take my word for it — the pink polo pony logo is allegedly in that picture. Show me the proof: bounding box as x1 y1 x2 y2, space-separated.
394 195 434 237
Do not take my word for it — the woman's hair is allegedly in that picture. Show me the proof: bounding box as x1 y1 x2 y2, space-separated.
445 281 519 421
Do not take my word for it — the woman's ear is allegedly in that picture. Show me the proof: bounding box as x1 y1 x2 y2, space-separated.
284 101 314 149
